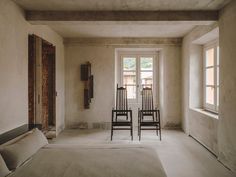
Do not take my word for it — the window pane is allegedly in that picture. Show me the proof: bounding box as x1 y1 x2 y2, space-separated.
141 72 153 87
140 57 153 70
123 72 136 85
217 86 219 107
123 57 136 70
217 46 220 66
217 66 219 86
126 85 136 99
206 48 214 67
206 87 215 105
206 68 214 85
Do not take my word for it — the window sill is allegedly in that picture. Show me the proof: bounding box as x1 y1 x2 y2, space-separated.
191 108 219 119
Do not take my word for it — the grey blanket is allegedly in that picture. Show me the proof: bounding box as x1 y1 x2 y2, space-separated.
9 144 167 177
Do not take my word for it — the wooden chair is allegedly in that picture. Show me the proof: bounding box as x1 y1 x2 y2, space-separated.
111 84 133 140
138 86 161 141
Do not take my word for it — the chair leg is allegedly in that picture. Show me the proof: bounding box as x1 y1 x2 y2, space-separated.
159 127 161 141
139 112 141 141
158 110 161 141
139 127 141 141
131 126 133 141
111 127 113 141
156 125 158 136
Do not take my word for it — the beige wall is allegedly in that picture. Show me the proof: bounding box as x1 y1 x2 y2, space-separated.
0 0 65 135
65 41 181 129
182 24 218 134
218 0 236 172
181 24 219 155
182 0 236 173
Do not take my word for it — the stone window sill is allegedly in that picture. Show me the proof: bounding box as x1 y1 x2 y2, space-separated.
191 108 219 119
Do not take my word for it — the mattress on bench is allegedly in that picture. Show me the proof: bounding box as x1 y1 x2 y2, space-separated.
9 144 167 177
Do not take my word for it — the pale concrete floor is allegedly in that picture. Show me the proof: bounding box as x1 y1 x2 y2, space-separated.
51 129 235 177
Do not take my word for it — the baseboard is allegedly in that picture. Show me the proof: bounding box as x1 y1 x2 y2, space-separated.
68 122 111 130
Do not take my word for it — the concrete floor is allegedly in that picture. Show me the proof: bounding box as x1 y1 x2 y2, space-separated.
51 129 235 177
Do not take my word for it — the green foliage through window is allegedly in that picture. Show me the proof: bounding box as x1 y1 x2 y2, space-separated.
123 58 136 70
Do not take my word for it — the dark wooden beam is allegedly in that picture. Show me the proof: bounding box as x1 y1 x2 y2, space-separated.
26 11 219 21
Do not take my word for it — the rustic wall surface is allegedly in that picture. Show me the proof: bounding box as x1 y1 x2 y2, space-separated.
218 0 236 173
181 24 219 155
65 40 181 129
182 0 236 173
0 0 65 135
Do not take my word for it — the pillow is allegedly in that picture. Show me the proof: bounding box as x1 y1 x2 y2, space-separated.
0 154 11 177
0 128 48 170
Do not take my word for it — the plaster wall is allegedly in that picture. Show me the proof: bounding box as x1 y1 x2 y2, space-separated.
182 1 236 172
218 0 236 172
0 0 65 135
181 24 219 154
65 42 181 129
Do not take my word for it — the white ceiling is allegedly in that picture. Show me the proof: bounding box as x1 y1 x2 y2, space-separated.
14 0 231 11
42 21 214 38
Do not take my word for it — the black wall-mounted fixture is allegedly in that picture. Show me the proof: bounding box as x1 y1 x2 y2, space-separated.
81 62 93 109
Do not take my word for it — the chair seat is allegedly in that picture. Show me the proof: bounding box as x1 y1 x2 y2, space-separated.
112 121 132 126
142 113 154 116
140 121 160 126
116 113 129 116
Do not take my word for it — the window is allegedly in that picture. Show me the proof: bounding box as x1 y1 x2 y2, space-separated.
123 57 137 99
203 41 219 113
120 53 155 102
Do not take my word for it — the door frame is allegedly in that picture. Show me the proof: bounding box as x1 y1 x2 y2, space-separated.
28 34 56 130
118 50 159 107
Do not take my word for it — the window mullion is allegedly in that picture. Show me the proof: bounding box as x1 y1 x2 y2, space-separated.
214 46 218 111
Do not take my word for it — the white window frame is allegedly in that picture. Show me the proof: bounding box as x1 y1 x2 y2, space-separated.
203 40 219 113
119 51 158 104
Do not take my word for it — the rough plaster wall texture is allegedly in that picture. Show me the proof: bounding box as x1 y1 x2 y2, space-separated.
181 36 191 133
0 0 29 134
189 110 218 155
181 24 219 154
189 45 203 108
218 0 236 173
181 23 218 134
65 43 182 129
161 46 182 128
65 45 115 128
0 0 65 135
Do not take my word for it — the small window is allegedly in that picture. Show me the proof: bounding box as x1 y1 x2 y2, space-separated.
204 41 219 113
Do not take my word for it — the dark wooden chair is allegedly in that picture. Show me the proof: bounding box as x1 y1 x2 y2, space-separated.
138 86 161 141
111 84 133 140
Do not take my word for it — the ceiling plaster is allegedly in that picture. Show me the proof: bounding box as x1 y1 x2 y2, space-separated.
44 21 214 38
14 0 231 11
13 0 224 38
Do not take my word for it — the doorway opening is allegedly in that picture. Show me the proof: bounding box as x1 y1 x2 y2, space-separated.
28 34 56 134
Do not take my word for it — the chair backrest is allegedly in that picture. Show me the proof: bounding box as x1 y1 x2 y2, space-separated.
141 86 154 111
116 84 128 111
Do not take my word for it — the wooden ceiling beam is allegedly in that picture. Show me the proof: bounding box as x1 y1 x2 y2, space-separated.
26 10 219 21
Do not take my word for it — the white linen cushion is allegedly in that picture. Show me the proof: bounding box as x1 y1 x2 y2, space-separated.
0 128 48 170
0 154 10 177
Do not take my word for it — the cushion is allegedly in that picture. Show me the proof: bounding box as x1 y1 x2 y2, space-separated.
0 154 10 177
0 128 48 170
